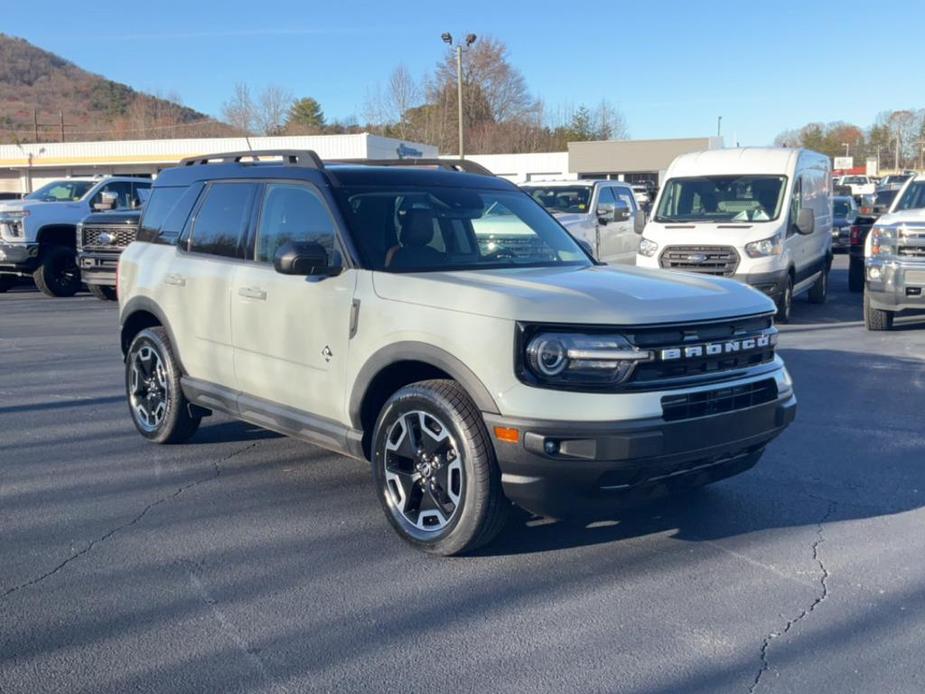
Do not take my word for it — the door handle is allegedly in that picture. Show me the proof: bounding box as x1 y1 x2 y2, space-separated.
238 286 267 301
164 273 186 287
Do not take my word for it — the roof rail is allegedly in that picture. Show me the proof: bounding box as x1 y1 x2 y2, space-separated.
334 158 495 177
179 149 324 169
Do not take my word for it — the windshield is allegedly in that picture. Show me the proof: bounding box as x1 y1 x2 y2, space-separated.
875 190 897 206
894 181 925 212
338 186 589 273
656 175 786 223
26 180 94 202
833 200 854 216
521 186 592 214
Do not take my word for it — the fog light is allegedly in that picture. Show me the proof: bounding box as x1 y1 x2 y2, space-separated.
868 267 882 281
543 439 560 455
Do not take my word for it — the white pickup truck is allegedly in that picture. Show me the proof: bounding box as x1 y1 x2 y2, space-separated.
520 180 645 265
0 176 150 296
837 175 876 199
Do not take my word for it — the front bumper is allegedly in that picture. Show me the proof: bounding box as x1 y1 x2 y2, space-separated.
485 393 796 518
733 268 789 299
0 241 39 271
866 257 925 311
77 250 120 286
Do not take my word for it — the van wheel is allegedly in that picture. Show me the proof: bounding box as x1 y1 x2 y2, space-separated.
33 245 81 297
864 291 893 331
371 379 508 556
808 268 828 304
0 275 15 293
776 276 793 323
88 284 117 301
125 327 201 443
848 258 864 293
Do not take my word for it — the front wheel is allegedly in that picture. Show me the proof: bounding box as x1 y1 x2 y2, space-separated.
864 291 893 331
33 245 81 297
125 327 201 443
848 258 864 293
808 267 828 304
371 379 508 556
88 284 117 301
776 275 793 324
0 275 15 293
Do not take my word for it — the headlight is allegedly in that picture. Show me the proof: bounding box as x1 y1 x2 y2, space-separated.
0 210 29 238
745 236 783 258
638 237 658 257
870 225 895 257
524 332 653 387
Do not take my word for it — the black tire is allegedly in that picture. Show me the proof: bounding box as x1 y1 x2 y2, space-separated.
371 379 508 556
848 257 864 293
88 284 117 301
33 245 81 297
776 274 793 323
864 291 893 331
0 275 15 293
125 327 201 443
808 267 828 304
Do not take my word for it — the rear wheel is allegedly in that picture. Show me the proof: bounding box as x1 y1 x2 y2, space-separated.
125 327 201 443
864 291 893 331
776 275 793 323
33 245 81 297
0 275 15 293
848 257 864 293
88 284 117 301
808 267 828 304
371 379 508 556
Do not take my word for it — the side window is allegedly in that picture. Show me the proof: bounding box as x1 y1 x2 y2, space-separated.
138 187 186 241
596 186 616 210
97 181 134 209
788 178 803 236
132 182 152 208
255 184 336 263
614 187 636 211
188 182 257 258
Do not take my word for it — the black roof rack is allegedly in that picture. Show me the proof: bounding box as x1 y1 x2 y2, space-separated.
332 158 494 177
179 149 324 169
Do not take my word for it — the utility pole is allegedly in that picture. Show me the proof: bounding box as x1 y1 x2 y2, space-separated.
842 142 850 157
59 111 65 143
717 115 722 138
896 136 902 171
32 109 38 142
441 32 477 159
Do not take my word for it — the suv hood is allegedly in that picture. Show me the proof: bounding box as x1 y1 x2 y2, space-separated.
373 264 775 324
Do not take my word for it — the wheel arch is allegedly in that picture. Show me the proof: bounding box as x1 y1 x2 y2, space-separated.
120 296 183 368
36 224 78 250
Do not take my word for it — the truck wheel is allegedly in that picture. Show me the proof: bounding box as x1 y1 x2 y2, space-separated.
848 258 864 293
808 268 828 304
371 379 509 556
33 245 81 298
776 275 793 323
88 284 117 301
0 275 15 293
864 291 893 331
125 327 201 443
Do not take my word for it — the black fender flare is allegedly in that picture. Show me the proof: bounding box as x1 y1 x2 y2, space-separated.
349 341 500 428
119 296 183 367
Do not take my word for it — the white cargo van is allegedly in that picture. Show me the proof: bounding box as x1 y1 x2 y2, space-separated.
637 148 832 322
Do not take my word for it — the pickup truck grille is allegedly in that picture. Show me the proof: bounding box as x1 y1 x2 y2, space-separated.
81 224 138 251
659 245 739 276
624 313 777 389
898 227 925 258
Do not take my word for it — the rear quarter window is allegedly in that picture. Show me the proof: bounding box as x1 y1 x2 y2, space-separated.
137 186 200 243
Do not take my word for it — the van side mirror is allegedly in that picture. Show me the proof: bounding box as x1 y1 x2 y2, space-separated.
273 240 341 276
633 212 646 234
596 202 615 225
795 208 815 235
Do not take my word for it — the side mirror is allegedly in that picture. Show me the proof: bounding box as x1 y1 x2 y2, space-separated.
94 191 118 211
613 199 631 223
795 208 815 235
576 238 596 258
596 203 615 225
633 212 646 234
273 240 341 276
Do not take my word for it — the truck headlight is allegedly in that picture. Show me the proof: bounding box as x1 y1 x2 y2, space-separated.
745 236 783 258
870 225 895 257
638 237 658 257
524 332 653 387
0 210 29 238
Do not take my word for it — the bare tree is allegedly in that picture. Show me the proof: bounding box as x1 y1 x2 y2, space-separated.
222 82 257 134
256 85 293 136
385 65 419 139
592 100 627 140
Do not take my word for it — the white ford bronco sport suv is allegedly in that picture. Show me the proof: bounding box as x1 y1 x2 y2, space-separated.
118 150 797 555
0 176 150 296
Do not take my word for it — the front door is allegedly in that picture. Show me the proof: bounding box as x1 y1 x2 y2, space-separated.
232 182 357 422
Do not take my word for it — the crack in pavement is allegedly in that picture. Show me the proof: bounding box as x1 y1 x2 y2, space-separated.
0 442 257 600
748 500 837 693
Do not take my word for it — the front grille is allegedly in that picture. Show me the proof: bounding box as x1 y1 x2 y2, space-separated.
661 378 777 422
659 245 739 276
626 314 776 387
81 224 138 251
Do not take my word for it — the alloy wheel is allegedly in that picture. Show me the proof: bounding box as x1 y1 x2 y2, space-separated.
383 410 463 532
128 344 169 431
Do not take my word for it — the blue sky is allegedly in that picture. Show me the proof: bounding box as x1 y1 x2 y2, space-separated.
3 0 922 146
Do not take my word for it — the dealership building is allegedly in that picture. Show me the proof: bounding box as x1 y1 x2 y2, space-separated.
0 133 721 195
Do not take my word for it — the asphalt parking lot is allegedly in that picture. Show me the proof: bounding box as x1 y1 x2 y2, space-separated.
2 255 925 694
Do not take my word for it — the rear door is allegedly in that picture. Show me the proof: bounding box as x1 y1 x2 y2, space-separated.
167 181 257 389
231 181 357 421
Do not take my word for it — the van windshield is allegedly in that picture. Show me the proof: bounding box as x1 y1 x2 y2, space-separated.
655 175 786 223
521 186 592 214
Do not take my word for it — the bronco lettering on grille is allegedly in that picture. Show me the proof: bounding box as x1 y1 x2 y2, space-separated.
658 333 774 361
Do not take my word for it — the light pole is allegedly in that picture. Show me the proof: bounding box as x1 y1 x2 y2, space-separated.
442 32 477 159
716 115 722 138
842 142 850 157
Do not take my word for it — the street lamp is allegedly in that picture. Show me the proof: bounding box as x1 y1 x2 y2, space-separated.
842 142 850 157
442 32 477 159
716 115 722 138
